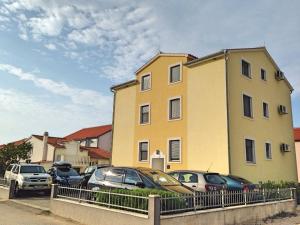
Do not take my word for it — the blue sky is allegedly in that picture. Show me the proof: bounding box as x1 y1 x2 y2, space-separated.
0 0 299 143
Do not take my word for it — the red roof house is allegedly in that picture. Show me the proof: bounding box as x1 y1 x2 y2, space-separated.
295 128 300 142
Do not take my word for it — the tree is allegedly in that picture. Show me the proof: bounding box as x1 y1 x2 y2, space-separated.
0 142 32 175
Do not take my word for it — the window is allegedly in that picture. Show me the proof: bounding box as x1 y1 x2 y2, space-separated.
179 172 198 183
169 139 180 162
141 74 151 91
261 69 266 80
241 60 251 77
169 98 181 120
169 64 181 83
105 169 124 183
86 139 93 147
265 143 272 159
139 141 148 161
243 94 253 118
124 170 142 185
245 139 255 163
263 102 269 118
140 104 150 124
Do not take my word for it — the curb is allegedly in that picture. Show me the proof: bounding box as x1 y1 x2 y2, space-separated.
9 199 50 212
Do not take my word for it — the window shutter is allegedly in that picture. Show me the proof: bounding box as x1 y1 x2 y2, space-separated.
169 140 180 161
170 98 180 119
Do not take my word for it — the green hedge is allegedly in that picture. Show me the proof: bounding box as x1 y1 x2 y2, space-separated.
95 188 186 213
259 180 298 189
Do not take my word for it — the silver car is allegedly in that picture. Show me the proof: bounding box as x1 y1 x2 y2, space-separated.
168 170 226 192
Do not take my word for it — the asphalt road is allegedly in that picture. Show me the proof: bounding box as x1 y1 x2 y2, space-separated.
0 201 83 225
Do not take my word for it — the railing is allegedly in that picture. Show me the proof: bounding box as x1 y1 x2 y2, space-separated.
0 177 7 187
56 186 149 214
160 188 295 215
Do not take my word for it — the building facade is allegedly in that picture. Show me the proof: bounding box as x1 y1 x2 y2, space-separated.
111 47 297 183
294 128 300 181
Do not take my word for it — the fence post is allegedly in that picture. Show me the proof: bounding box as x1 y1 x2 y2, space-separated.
51 184 58 198
221 190 224 208
8 180 16 199
148 195 160 225
108 189 111 208
243 190 247 205
262 188 265 202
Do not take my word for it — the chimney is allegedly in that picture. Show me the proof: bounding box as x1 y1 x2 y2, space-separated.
42 132 48 161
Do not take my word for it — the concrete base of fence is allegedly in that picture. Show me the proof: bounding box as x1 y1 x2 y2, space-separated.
51 198 152 225
0 186 9 200
161 199 296 225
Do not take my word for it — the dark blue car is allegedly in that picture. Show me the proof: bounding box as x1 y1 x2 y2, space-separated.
221 175 257 191
48 162 83 186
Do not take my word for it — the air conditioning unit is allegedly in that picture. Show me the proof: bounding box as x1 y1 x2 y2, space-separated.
280 143 290 152
275 70 285 80
278 105 288 114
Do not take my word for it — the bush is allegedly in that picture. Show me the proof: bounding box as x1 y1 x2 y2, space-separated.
95 188 186 213
259 180 298 189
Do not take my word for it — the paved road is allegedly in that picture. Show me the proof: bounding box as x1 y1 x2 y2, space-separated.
0 201 83 225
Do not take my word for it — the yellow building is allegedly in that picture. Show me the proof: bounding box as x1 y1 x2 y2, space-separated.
111 47 297 183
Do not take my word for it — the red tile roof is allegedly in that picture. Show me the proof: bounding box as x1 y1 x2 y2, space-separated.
80 146 111 159
64 125 112 141
0 138 27 149
295 128 300 142
32 135 66 148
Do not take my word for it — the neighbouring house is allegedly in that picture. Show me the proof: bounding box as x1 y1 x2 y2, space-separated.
1 125 112 172
294 128 300 182
111 47 297 183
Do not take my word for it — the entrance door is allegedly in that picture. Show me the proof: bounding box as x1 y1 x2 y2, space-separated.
151 158 164 171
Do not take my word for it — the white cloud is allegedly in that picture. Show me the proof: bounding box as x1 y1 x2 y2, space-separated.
44 43 56 50
0 64 112 110
0 88 111 144
0 0 159 82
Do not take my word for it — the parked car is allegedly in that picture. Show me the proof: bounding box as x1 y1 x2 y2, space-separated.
168 170 227 192
80 164 110 188
48 161 83 186
220 175 257 191
9 163 52 195
4 163 17 183
88 167 194 195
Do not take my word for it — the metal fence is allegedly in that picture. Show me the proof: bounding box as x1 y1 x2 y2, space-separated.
0 177 7 187
160 188 295 215
57 186 149 214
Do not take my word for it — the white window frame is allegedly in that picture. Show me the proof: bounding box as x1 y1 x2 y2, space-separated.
140 72 152 92
168 96 182 121
265 141 272 160
262 101 269 119
137 140 150 162
167 137 182 163
241 59 251 78
242 92 253 119
244 137 256 164
168 62 182 85
261 68 267 81
139 103 151 125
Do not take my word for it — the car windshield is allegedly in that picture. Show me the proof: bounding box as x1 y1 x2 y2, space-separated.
57 167 79 177
20 166 46 174
204 173 225 185
142 169 181 186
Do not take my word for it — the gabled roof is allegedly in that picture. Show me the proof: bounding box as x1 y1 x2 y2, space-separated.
111 79 138 92
31 135 66 148
185 46 293 91
80 146 111 159
135 51 197 74
64 124 112 141
295 128 300 142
